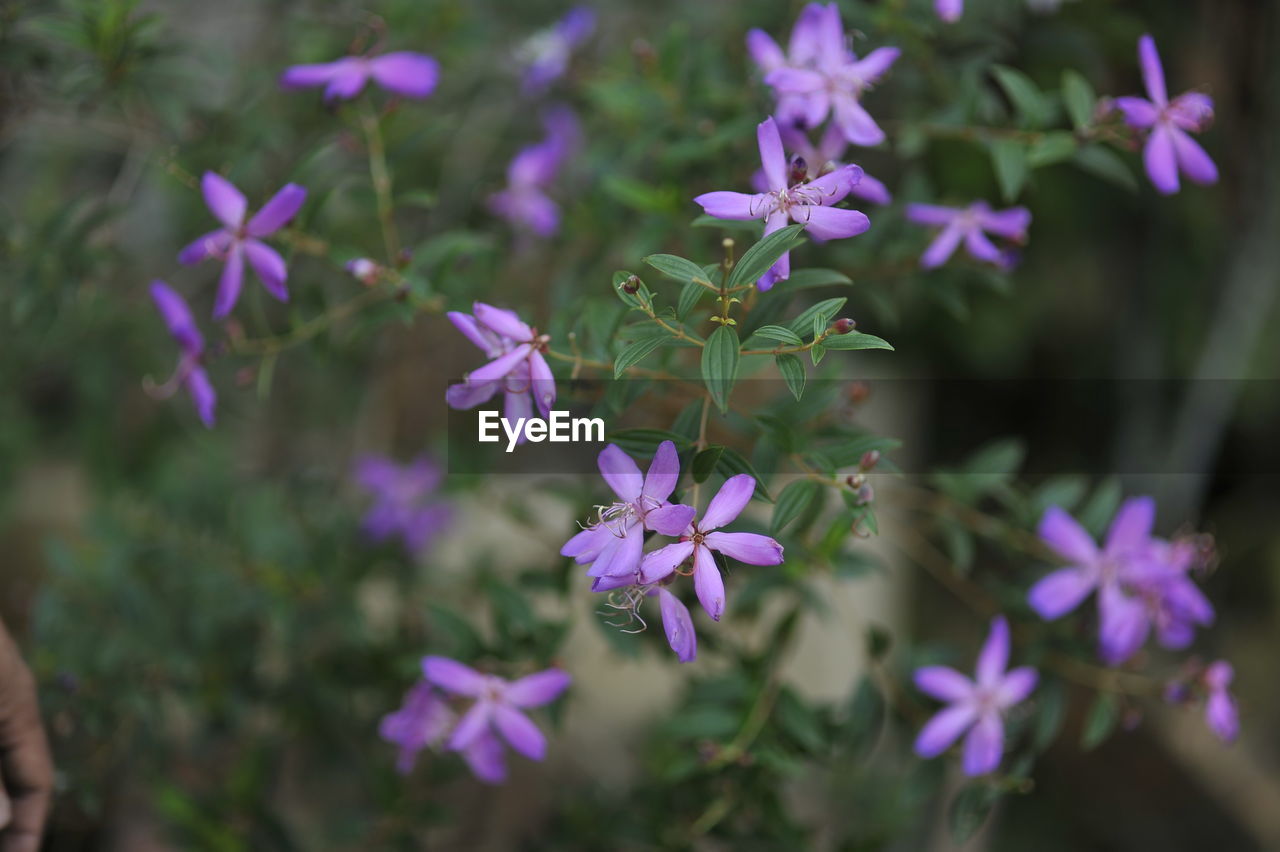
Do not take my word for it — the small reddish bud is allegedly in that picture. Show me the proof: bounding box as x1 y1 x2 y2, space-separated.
848 381 871 404
832 317 856 334
788 155 809 185
622 275 641 294
859 450 880 471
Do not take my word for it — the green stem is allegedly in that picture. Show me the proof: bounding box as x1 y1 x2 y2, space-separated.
360 99 400 263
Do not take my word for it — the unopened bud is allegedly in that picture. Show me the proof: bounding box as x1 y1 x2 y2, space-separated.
345 257 380 285
788 155 808 185
622 275 641 294
832 317 856 334
848 381 871 404
845 473 865 490
856 483 875 505
859 450 880 471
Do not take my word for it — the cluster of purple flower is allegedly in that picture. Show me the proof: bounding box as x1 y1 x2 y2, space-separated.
562 442 784 662
380 657 571 783
353 456 451 555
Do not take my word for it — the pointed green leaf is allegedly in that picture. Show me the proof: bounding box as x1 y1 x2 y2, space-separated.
771 479 821 534
728 223 805 290
990 139 1029 202
692 446 725 483
752 325 804 346
701 325 740 414
613 334 669 378
1061 69 1097 130
677 279 707 319
714 447 773 502
1073 145 1139 192
776 353 805 400
645 253 714 285
786 297 847 336
992 64 1050 127
822 331 894 351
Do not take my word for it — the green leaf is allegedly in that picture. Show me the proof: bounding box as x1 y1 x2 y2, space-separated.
949 785 1002 846
677 279 707 319
786 297 847 336
752 325 804 346
1061 69 1096 130
990 139 1029 202
771 479 821 534
810 343 827 366
701 325 740 414
692 446 725 483
784 268 853 289
613 335 669 378
776 353 806 400
991 64 1050 127
605 428 692 455
822 331 894 351
728 223 805 290
1078 477 1123 537
776 688 825 752
715 448 773 502
691 214 762 233
1033 679 1067 752
1073 145 1139 192
1028 131 1079 168
644 253 713 285
1080 693 1119 750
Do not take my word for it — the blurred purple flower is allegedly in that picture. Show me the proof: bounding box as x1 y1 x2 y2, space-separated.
914 616 1038 776
422 657 571 784
517 7 595 94
345 257 380 284
561 441 696 588
280 51 439 101
1123 538 1215 651
379 680 454 774
149 281 216 428
694 116 869 290
445 302 556 432
638 474 784 622
1112 35 1216 195
489 107 580 237
748 3 899 145
354 456 450 553
905 201 1030 269
178 172 307 319
935 0 964 22
1203 660 1239 744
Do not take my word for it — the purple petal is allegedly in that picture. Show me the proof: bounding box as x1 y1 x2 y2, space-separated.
369 52 440 98
1028 567 1097 619
787 3 829 66
935 0 963 22
919 223 964 269
462 730 507 783
150 280 203 353
975 616 1010 688
791 204 870 241
764 67 827 95
448 311 502 357
201 172 247 228
849 47 900 83
641 440 681 502
746 29 786 73
638 540 695 585
832 95 885 147
974 205 1031 240
645 503 696 537
446 380 500 410
557 7 596 44
703 531 783 566
758 209 792 290
1205 660 1234 691
964 228 1005 265
997 666 1038 707
813 2 846 67
323 59 370 101
1037 506 1097 564
658 588 697 662
1098 584 1150 665
757 117 788 193
1112 96 1159 128
243 239 289 302
467 344 533 385
186 366 216 428
914 704 977 758
850 171 892 206
692 544 726 621
279 61 342 90
962 712 1004 776
1168 93 1214 131
1144 124 1180 195
1104 496 1156 558
212 242 245 319
694 191 773 221
701 474 757 531
561 523 614 563
914 666 974 703
422 656 488 697
904 203 960 227
1170 127 1218 186
803 164 861 206
246 184 307 237
504 669 572 708
594 522 644 578
473 302 534 341
492 704 546 760
591 573 635 593
597 444 644 502
448 701 493 751
528 350 556 417
178 228 232 266
1206 691 1239 743
1138 35 1167 106
503 387 533 433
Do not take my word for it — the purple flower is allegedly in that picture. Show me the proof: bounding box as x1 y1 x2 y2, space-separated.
149 281 216 428
753 123 892 206
422 657 571 784
488 107 580 238
354 455 451 553
1030 498 1217 665
346 257 380 284
379 681 455 774
914 616 1038 776
1203 660 1239 744
561 441 697 588
638 474 785 622
445 302 557 431
1112 35 1216 195
695 116 870 290
517 7 595 94
178 173 307 319
748 3 899 145
935 0 964 22
280 51 439 102
905 201 1030 269
653 587 697 663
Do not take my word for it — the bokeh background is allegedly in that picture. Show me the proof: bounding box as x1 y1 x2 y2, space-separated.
2 0 1278 849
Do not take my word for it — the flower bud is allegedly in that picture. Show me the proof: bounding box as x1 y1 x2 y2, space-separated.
346 257 380 285
621 275 641 294
788 155 809 186
832 317 856 334
856 483 875 505
847 381 870 404
859 450 880 471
